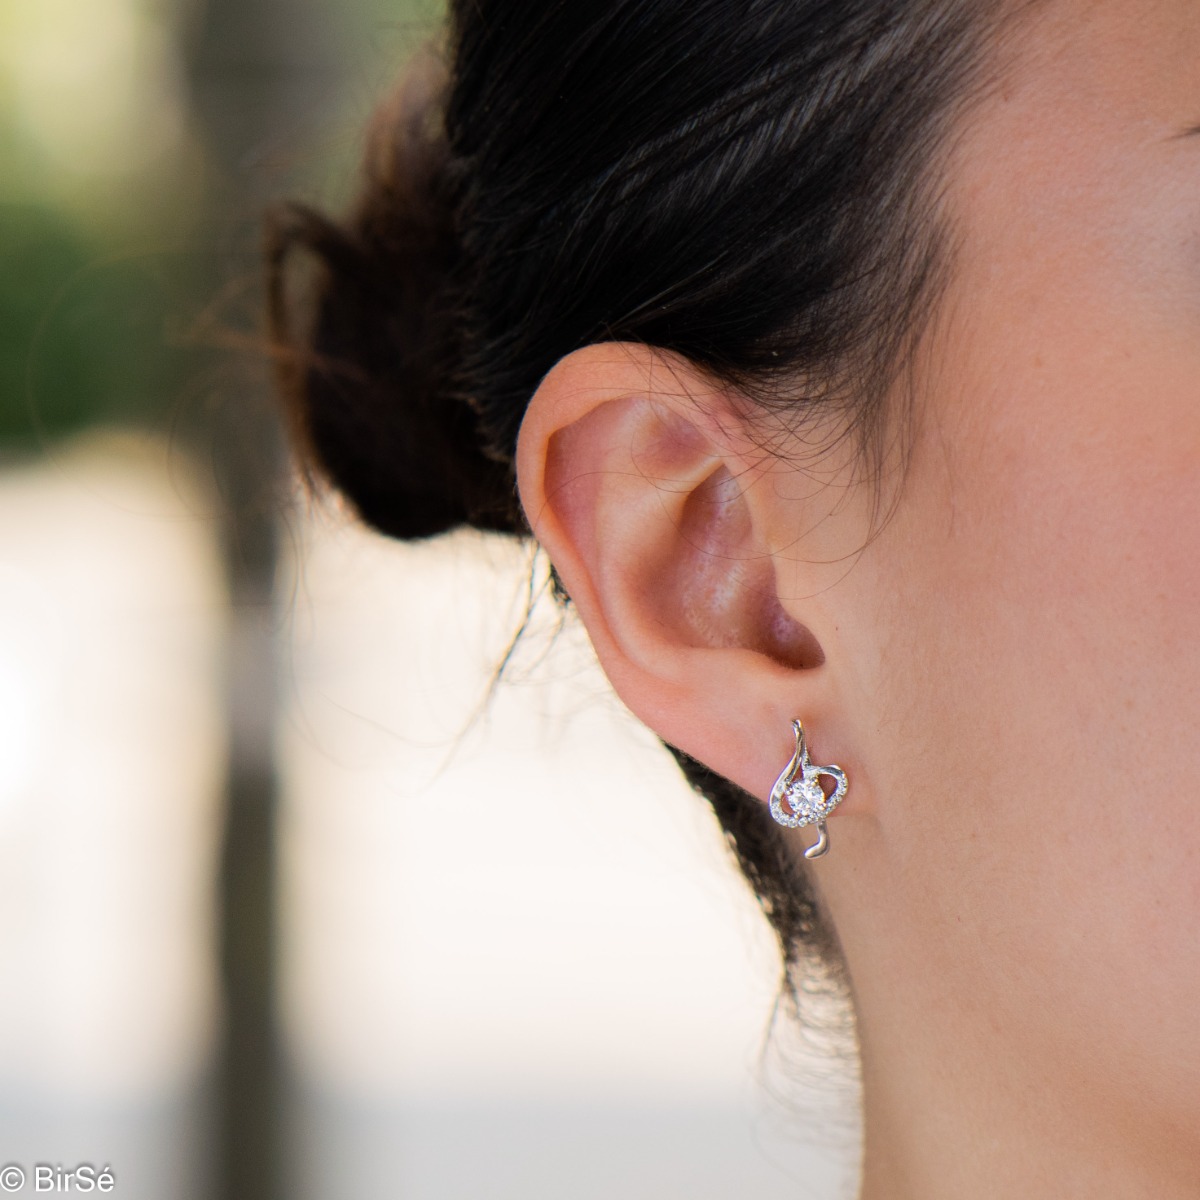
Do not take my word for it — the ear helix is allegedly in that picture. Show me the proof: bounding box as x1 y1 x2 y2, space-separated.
769 718 848 860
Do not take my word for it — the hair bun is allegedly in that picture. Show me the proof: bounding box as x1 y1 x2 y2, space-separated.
265 60 522 540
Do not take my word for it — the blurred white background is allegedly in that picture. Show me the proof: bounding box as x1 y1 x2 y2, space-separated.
0 438 861 1196
276 505 862 1199
0 436 225 1199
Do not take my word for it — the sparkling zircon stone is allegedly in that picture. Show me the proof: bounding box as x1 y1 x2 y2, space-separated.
782 767 832 823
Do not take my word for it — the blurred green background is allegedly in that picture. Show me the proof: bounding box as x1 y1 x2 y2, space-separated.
0 0 438 453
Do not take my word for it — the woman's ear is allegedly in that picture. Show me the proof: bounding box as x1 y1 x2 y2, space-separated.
515 342 851 808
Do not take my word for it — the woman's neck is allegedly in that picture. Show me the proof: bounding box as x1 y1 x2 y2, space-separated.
846 913 1200 1200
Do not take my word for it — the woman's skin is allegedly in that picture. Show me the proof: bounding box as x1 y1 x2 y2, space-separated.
515 2 1200 1197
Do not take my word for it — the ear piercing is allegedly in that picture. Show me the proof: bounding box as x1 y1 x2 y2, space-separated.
769 718 847 860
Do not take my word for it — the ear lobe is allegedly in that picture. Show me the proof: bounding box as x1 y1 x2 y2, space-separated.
515 342 839 805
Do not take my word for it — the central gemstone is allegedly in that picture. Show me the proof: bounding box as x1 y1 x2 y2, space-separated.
785 770 830 823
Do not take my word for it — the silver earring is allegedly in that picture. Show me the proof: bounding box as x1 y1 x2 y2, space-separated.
769 718 848 860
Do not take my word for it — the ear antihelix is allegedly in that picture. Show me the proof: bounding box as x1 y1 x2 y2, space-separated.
769 718 848 859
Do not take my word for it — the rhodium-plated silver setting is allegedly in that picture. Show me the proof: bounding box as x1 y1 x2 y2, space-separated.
769 718 847 860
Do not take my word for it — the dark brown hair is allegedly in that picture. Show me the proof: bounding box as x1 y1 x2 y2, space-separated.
266 0 1014 1001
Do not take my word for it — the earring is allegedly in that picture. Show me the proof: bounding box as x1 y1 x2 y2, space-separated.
769 718 848 860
